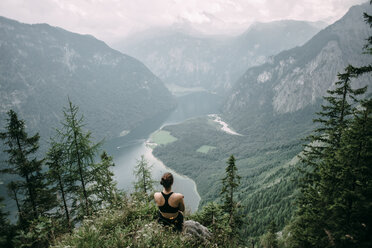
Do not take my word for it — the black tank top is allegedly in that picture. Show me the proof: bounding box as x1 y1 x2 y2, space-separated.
158 192 179 213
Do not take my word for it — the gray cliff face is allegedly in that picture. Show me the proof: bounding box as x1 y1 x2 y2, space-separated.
114 20 322 92
0 17 175 143
223 3 372 132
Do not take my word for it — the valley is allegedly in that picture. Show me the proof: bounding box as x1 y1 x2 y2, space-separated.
0 1 371 246
101 91 224 213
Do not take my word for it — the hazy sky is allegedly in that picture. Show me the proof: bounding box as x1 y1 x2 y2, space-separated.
0 0 367 44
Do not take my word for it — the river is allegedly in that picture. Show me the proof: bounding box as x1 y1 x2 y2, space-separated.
102 91 223 212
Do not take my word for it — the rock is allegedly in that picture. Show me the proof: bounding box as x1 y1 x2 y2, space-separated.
183 220 211 242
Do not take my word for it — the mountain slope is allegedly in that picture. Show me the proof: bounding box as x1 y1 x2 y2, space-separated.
151 2 372 242
0 17 175 143
114 20 322 92
224 3 372 133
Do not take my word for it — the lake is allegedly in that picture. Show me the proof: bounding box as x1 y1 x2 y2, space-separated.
102 91 223 212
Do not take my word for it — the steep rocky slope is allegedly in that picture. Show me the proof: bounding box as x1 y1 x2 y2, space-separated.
224 3 372 132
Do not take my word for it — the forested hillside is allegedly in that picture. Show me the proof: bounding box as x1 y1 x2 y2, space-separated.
0 16 175 238
0 16 175 144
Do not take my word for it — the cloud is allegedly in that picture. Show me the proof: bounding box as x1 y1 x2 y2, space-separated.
0 0 366 44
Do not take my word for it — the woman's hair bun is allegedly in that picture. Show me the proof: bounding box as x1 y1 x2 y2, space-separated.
160 172 173 188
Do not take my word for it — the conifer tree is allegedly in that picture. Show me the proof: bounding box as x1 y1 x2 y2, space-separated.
133 155 154 196
193 201 229 244
57 99 101 217
0 196 14 247
330 99 372 246
291 68 369 248
45 141 72 230
220 155 241 242
260 221 278 248
0 110 54 223
90 151 118 207
7 181 23 223
289 5 372 247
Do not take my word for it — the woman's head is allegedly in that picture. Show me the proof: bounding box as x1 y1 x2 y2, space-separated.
160 172 173 189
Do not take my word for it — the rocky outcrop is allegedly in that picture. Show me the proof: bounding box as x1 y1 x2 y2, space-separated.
183 220 211 242
223 2 372 133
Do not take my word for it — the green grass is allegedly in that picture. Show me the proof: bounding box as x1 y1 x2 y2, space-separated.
150 130 177 145
54 196 210 248
196 145 216 154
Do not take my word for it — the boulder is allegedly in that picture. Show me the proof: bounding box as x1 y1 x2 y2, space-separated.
183 220 212 242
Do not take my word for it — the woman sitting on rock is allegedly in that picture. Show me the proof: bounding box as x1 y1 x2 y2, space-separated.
154 172 185 231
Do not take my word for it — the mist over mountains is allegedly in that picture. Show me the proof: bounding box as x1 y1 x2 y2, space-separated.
114 20 322 92
0 17 175 144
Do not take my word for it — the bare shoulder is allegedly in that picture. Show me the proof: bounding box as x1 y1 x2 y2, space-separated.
174 192 184 199
154 192 161 200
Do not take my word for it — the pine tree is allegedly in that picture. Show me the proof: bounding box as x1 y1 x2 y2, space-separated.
90 151 118 207
57 99 101 217
220 155 241 243
289 5 372 247
291 67 368 248
260 221 278 248
133 155 154 197
45 141 72 230
330 99 372 246
193 201 231 246
0 110 54 223
0 196 14 247
7 181 23 224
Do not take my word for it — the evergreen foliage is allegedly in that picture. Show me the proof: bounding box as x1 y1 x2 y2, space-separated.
0 101 120 247
0 196 14 247
221 155 240 224
56 99 101 217
0 110 55 225
45 141 73 231
260 221 279 248
192 201 232 246
133 155 155 197
288 5 372 247
90 151 119 206
220 155 242 245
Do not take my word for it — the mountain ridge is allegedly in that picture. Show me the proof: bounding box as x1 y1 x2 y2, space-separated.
223 2 372 133
114 19 322 92
0 15 176 145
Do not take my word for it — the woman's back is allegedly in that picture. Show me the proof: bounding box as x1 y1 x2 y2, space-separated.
154 172 185 231
154 191 185 218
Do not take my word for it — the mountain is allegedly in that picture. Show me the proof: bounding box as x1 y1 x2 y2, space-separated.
224 3 372 133
113 20 322 92
150 2 372 241
0 17 175 144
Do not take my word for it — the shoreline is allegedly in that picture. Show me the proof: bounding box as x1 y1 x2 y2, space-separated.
144 140 201 212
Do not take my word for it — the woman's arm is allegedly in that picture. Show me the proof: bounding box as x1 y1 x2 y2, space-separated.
178 195 185 212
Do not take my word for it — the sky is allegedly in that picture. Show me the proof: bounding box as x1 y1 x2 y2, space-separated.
0 0 367 44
